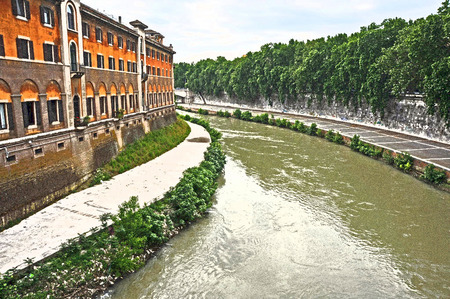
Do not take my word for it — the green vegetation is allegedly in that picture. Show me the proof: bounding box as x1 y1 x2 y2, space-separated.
91 119 190 186
421 164 447 184
197 108 209 115
175 3 450 123
394 152 414 172
0 119 226 298
350 135 383 158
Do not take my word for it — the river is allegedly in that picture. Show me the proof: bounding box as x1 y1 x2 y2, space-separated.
106 116 450 298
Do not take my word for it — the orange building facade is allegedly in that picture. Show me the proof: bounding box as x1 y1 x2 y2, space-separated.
0 0 175 143
0 0 177 227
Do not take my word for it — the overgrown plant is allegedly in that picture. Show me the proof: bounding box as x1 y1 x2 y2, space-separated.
421 164 447 184
394 152 414 172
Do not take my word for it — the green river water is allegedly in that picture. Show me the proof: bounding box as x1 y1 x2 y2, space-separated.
106 116 449 298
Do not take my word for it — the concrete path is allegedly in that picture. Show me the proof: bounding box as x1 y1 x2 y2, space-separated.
0 123 210 274
181 103 450 172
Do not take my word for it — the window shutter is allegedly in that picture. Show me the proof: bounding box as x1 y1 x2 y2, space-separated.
47 101 54 124
0 35 5 56
25 1 30 20
40 6 45 24
36 102 41 126
53 45 59 62
58 100 65 122
43 44 50 61
11 0 18 16
16 38 24 58
29 41 34 60
7 103 14 130
22 102 29 127
50 9 55 27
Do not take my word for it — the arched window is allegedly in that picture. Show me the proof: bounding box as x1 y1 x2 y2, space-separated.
67 5 75 30
70 43 77 71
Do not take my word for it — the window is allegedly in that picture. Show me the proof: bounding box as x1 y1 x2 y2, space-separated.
96 27 103 42
83 51 91 67
165 54 167 62
100 96 107 114
97 54 104 68
141 60 144 73
156 51 160 60
120 95 126 112
82 22 90 38
112 96 119 113
126 39 130 51
22 100 40 128
140 38 143 53
118 36 123 48
146 65 150 74
157 68 160 76
86 97 95 116
16 38 34 60
40 6 54 27
129 94 134 111
47 99 64 124
0 35 6 57
67 5 75 30
70 43 77 71
12 0 30 20
146 47 150 57
152 66 155 75
119 59 124 71
132 62 137 73
127 61 131 72
0 102 14 131
131 42 136 53
43 44 59 62
169 56 172 63
107 32 114 46
108 57 115 70
152 49 155 58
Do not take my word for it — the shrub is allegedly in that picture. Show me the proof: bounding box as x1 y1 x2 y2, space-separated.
350 135 360 150
382 150 394 165
394 152 414 172
333 132 344 144
260 113 269 124
217 110 225 117
197 108 209 115
317 129 325 137
421 164 447 184
223 111 231 118
233 109 242 119
296 121 307 133
325 129 335 141
241 111 252 121
308 123 317 136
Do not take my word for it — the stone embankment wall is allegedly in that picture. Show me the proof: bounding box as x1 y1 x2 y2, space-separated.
0 106 177 228
196 94 449 143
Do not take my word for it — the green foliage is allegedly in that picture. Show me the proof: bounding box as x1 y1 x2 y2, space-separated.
197 108 209 115
394 152 414 171
325 129 335 141
0 118 226 298
179 8 450 123
421 164 447 184
233 109 242 119
333 132 344 144
308 123 318 136
241 111 252 121
350 135 360 150
382 150 395 165
350 134 382 157
90 119 190 186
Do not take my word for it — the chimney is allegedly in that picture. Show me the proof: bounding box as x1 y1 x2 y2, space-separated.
118 16 122 23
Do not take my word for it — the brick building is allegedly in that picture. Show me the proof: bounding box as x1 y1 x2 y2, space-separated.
0 0 177 227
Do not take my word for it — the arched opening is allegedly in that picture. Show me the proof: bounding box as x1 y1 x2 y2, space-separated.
86 82 95 119
21 80 40 129
70 43 77 71
98 83 107 117
128 84 134 112
67 4 75 30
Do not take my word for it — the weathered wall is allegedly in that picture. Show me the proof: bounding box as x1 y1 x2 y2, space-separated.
0 107 176 228
199 94 450 143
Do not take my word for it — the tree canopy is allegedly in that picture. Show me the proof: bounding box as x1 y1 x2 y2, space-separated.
175 3 449 121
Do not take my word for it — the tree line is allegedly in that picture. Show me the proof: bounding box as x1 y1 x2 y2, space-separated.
175 2 449 122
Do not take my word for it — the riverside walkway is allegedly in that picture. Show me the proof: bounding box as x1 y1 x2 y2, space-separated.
0 122 210 274
180 103 450 172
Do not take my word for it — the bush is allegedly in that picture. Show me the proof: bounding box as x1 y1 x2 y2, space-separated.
308 123 317 136
223 111 231 118
233 109 242 119
260 113 269 124
382 150 394 165
325 129 335 141
394 152 414 172
350 135 360 150
197 108 209 115
333 132 344 144
421 164 447 184
241 111 252 121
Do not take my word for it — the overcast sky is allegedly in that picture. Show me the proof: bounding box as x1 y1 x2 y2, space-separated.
82 0 443 63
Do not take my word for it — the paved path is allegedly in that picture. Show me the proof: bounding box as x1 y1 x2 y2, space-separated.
181 103 450 171
0 123 210 274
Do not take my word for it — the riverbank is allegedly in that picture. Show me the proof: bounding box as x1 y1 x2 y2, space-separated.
0 119 219 286
179 104 450 191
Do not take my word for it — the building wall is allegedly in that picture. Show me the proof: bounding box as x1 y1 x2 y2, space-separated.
0 0 178 226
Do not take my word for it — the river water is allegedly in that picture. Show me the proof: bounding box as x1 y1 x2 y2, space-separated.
107 116 449 298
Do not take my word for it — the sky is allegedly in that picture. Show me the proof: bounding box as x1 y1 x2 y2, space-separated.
82 0 443 63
